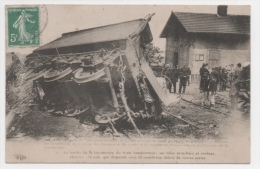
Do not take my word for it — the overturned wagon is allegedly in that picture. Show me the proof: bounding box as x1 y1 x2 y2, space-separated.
25 14 173 135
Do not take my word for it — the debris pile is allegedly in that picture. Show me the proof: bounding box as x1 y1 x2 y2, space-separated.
6 53 34 136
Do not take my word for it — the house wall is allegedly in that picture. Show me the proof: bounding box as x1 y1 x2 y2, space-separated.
189 33 250 75
165 32 250 83
220 50 250 66
165 35 175 66
165 23 190 68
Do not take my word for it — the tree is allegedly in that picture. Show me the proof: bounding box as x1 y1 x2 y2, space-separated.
143 43 164 66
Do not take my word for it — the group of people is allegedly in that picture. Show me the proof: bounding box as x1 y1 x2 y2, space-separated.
162 64 191 94
199 63 248 93
200 64 230 93
199 62 250 109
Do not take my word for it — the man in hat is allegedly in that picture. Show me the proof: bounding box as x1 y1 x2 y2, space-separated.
161 63 170 75
234 63 243 81
199 63 209 92
179 65 189 94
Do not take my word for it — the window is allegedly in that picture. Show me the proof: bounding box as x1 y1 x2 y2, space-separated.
209 50 220 60
199 54 204 61
195 54 204 61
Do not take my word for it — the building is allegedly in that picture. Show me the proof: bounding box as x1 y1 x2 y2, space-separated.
160 6 250 82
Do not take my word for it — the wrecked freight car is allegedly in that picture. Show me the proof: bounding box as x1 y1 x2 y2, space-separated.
24 14 175 135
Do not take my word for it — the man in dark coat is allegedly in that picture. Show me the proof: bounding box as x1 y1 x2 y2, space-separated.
179 66 188 94
170 66 179 93
186 66 191 86
199 63 209 92
222 68 228 91
218 68 224 92
199 63 205 91
176 65 180 78
161 63 169 76
218 67 227 92
234 63 243 81
211 67 220 85
182 65 190 86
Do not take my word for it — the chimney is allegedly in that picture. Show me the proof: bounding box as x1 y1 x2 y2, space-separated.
217 5 228 16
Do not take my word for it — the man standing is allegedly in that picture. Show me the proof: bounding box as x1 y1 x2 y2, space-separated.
181 65 190 86
163 64 172 93
208 72 218 108
179 66 188 94
211 67 220 85
199 63 207 92
161 63 168 75
234 63 243 81
175 65 180 78
234 63 244 92
186 66 191 86
218 68 224 92
170 66 179 93
200 64 210 106
229 64 235 85
222 68 228 91
200 64 210 92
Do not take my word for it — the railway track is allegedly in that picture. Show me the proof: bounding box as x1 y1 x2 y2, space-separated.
181 98 248 124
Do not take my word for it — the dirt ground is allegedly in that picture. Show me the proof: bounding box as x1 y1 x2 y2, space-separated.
6 79 250 141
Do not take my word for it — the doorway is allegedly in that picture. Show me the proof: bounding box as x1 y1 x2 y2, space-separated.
173 52 179 67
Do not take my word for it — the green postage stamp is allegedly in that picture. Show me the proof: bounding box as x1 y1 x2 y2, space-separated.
7 7 40 46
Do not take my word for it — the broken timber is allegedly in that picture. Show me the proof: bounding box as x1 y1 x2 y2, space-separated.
163 111 201 130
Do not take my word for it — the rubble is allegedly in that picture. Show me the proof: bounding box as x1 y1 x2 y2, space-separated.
6 37 249 141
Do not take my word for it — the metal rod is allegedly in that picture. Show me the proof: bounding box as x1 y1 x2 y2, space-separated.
181 98 247 123
55 48 60 57
181 98 225 114
104 67 119 111
164 111 201 129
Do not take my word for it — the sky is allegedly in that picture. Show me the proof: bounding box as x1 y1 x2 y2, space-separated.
6 5 250 55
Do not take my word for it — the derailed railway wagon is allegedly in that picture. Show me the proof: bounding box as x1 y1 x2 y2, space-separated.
25 14 174 135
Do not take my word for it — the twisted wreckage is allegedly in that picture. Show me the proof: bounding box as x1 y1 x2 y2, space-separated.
25 14 174 136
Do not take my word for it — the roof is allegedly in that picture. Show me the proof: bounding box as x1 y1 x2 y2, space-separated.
34 19 151 53
160 12 250 37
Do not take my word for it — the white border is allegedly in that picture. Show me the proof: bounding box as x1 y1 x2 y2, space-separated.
1 0 259 169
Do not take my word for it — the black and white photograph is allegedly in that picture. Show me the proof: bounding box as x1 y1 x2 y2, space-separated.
4 4 252 163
